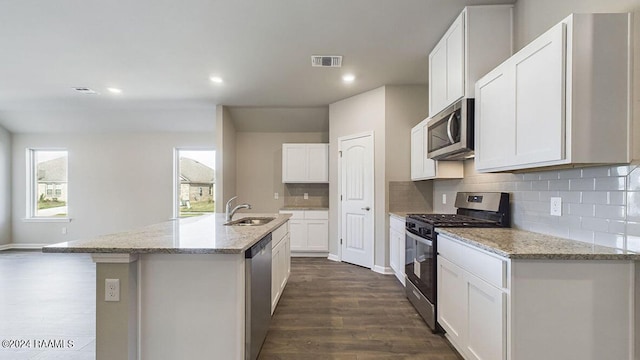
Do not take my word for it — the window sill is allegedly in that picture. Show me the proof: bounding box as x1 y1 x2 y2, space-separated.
22 218 72 223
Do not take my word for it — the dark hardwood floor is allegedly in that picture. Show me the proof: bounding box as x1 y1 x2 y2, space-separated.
259 258 462 360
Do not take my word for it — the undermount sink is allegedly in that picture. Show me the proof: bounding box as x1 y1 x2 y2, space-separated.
225 217 275 226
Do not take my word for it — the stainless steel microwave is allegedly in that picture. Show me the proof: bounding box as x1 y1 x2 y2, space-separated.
427 98 474 160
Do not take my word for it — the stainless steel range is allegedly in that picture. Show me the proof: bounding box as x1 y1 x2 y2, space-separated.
405 192 510 331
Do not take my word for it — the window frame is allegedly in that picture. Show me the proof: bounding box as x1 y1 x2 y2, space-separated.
25 148 71 222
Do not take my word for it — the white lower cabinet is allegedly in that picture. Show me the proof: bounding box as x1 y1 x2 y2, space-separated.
438 236 507 360
388 215 405 285
279 210 328 256
271 222 291 314
437 233 635 360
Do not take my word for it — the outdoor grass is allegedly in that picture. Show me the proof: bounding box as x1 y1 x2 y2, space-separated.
38 200 66 210
179 201 214 218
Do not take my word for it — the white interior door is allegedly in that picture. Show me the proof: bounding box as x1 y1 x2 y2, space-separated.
339 133 374 268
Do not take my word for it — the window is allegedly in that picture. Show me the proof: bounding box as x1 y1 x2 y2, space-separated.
175 149 215 218
28 149 68 218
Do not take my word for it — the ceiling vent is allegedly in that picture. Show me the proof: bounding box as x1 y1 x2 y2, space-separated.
311 55 342 67
72 87 99 95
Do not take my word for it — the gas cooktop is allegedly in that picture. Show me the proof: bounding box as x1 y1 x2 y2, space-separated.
407 213 499 227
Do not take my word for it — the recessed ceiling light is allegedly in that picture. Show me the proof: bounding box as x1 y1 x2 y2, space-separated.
107 87 122 94
342 74 355 83
210 76 223 84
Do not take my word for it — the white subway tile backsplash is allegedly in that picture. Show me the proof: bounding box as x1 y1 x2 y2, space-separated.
594 232 624 249
594 204 625 220
594 177 626 191
568 203 595 217
581 191 608 205
558 191 581 203
434 161 638 251
569 178 595 191
532 181 549 191
558 168 582 179
608 191 625 205
549 180 570 191
581 167 610 178
580 217 609 232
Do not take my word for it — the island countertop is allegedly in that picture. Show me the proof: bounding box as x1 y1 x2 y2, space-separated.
436 227 640 260
43 213 291 255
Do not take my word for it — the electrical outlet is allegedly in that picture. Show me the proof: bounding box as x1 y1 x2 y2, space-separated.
303 193 309 200
442 194 447 204
274 192 279 200
105 279 120 302
61 227 67 235
550 197 562 216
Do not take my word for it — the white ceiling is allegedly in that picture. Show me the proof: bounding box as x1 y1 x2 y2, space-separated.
0 0 515 133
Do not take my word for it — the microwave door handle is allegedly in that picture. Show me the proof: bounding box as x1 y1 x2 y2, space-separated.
446 113 456 144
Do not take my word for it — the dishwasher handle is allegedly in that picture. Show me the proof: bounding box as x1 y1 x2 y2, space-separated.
245 234 272 259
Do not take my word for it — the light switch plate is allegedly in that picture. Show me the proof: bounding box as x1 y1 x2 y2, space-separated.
550 197 562 216
442 194 447 204
303 193 309 200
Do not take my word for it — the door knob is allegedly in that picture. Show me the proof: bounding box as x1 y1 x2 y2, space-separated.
361 207 370 211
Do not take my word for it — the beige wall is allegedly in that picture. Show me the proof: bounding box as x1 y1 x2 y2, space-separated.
514 0 640 160
215 105 237 213
329 87 387 267
12 132 214 245
235 132 328 213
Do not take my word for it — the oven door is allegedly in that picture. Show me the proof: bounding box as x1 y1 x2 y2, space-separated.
405 230 435 304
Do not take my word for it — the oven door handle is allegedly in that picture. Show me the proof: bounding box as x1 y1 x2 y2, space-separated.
405 230 433 247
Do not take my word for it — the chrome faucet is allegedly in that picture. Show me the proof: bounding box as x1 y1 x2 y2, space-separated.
225 196 252 222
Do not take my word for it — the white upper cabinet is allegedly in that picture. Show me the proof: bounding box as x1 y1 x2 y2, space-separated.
410 119 463 181
475 13 631 172
429 5 513 118
282 143 329 183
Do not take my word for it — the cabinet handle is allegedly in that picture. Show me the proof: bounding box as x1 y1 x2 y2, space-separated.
361 207 371 211
446 112 456 144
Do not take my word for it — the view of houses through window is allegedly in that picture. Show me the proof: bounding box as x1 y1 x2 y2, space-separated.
31 150 68 217
177 149 215 218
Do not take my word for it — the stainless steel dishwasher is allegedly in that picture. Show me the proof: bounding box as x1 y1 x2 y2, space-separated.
245 233 272 360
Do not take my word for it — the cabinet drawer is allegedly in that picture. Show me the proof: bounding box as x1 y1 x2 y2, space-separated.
390 216 405 232
272 222 288 248
304 211 328 220
438 235 507 289
279 210 303 219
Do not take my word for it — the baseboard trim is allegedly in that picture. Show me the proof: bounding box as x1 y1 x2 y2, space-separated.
372 265 395 275
0 244 11 251
327 253 340 262
291 252 329 258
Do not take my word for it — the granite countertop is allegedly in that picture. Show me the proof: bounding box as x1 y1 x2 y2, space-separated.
43 213 291 255
436 228 640 260
280 206 329 211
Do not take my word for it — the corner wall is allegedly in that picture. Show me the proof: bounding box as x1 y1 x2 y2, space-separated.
215 105 237 213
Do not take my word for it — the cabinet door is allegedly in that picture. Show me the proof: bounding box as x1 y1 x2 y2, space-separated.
282 144 308 182
437 256 467 347
289 220 306 251
306 220 328 251
512 22 565 166
307 144 329 182
465 272 506 360
410 124 424 180
389 229 399 274
475 66 514 171
429 41 448 117
271 239 283 314
284 234 291 281
446 12 465 105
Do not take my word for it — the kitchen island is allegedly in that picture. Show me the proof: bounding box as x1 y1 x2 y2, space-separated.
44 213 291 360
435 228 640 360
